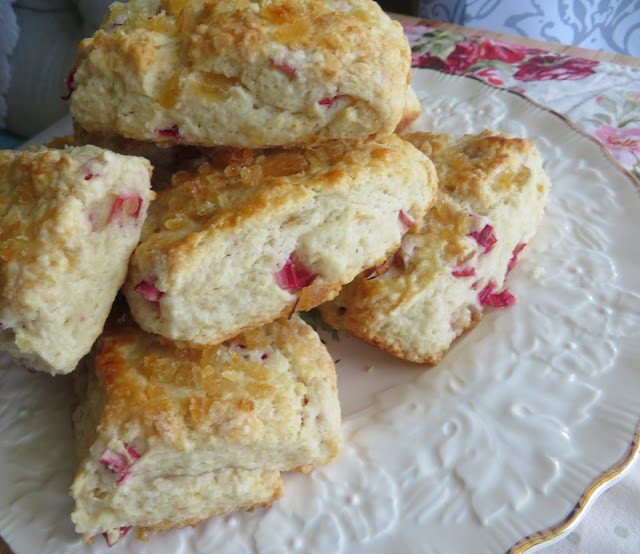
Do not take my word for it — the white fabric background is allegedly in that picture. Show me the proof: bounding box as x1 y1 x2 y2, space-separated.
542 461 640 552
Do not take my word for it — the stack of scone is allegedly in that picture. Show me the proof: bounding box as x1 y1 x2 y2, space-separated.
0 0 552 548
0 0 439 546
64 0 440 545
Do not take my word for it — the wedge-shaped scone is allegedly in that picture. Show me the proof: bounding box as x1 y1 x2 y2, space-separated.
124 134 437 345
68 0 411 148
320 130 552 364
0 146 153 374
71 314 340 543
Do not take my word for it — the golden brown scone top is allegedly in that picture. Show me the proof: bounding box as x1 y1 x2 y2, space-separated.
404 130 539 201
101 0 408 77
71 0 410 147
142 135 430 245
95 315 337 449
0 147 102 278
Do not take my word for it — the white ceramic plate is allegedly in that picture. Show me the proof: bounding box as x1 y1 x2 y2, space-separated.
1 68 640 554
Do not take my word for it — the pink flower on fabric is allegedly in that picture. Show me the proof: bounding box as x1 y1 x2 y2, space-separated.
412 52 449 71
478 39 528 64
513 56 598 82
446 40 481 72
593 125 640 166
469 67 503 86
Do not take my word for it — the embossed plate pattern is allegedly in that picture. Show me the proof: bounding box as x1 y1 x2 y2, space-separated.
1 69 640 554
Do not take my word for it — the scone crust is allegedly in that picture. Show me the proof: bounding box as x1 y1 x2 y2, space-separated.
124 134 437 345
321 130 551 364
69 0 411 148
0 146 153 374
395 85 421 133
74 315 341 471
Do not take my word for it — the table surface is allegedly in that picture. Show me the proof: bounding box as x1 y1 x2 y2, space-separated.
2 14 639 554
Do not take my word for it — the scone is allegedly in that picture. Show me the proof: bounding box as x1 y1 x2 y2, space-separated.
123 135 437 346
70 314 340 543
0 145 153 374
320 130 552 364
68 0 411 148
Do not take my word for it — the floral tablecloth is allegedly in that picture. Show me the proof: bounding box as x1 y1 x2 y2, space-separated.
404 22 640 189
402 21 640 553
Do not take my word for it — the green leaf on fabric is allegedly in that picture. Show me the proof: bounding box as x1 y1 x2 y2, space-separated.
413 30 466 58
618 116 640 128
476 59 510 70
597 96 618 115
588 112 613 126
621 98 637 118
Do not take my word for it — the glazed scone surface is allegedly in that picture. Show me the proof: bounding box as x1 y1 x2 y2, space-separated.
320 130 551 364
72 315 341 475
124 134 437 345
0 146 153 374
69 0 411 148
